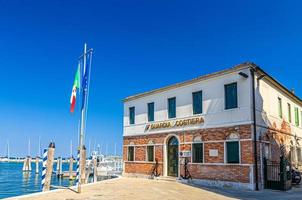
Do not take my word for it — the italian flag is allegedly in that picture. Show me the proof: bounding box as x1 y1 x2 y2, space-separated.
70 65 80 113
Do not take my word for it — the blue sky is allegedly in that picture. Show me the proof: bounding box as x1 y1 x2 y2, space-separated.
0 0 301 157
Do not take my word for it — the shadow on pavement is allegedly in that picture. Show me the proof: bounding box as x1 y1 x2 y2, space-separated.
182 182 302 200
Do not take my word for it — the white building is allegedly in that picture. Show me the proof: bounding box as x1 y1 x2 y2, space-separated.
122 62 302 190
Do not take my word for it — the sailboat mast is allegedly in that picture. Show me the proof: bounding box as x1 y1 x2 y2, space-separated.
88 139 91 157
28 139 31 157
6 140 10 160
114 143 117 156
38 136 41 157
105 143 108 157
70 140 73 157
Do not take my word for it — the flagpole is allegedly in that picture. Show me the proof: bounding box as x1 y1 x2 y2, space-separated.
78 43 87 193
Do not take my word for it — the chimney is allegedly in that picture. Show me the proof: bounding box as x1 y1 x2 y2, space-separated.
291 88 295 94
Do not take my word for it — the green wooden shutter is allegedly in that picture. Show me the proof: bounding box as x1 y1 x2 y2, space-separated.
225 83 238 109
168 97 176 118
147 146 154 162
193 91 203 114
295 107 299 126
148 102 154 122
129 107 135 124
288 103 292 123
278 98 282 118
193 143 203 163
227 141 239 163
128 146 134 161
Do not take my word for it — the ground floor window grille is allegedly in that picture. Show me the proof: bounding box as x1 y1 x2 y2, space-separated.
264 143 271 159
128 146 134 161
226 141 239 163
290 146 297 163
192 143 203 163
297 147 302 163
147 146 154 162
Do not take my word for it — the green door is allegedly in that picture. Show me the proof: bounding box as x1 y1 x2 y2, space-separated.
167 136 179 177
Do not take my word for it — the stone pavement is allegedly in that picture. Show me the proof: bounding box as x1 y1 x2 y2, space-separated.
191 183 302 200
11 177 236 200
10 177 302 200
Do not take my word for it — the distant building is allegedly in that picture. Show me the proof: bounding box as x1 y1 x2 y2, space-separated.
122 62 302 190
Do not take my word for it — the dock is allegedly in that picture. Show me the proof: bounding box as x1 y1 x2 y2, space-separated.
8 177 234 200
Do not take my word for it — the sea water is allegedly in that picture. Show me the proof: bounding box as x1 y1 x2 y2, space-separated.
0 162 79 199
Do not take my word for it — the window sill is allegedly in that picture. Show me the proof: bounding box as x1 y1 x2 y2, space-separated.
125 161 162 164
224 107 239 111
188 162 245 166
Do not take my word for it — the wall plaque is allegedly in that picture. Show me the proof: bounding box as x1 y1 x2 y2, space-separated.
180 151 191 158
209 149 218 157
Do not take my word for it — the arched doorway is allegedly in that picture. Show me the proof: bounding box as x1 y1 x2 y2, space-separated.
167 136 179 177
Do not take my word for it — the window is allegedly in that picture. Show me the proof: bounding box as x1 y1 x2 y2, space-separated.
168 97 176 118
278 97 282 118
129 107 135 125
290 146 296 162
264 143 271 159
297 147 302 163
147 146 154 162
193 91 203 115
147 102 154 122
295 107 299 126
192 143 203 163
128 146 134 161
288 103 292 123
225 82 238 110
226 141 239 163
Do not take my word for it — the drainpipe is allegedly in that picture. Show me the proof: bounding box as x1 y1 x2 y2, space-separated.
250 68 259 191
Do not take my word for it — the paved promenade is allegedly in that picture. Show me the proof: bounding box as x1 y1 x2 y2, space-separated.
12 177 235 200
10 177 302 200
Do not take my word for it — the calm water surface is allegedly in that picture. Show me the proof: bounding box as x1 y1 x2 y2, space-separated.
0 162 78 199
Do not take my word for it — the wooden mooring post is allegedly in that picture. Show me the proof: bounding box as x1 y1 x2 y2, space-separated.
35 157 39 174
77 145 86 194
22 156 32 172
93 158 97 182
80 146 86 184
56 157 63 177
42 142 55 192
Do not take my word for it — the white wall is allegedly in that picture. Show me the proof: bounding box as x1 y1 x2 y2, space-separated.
255 75 302 138
123 67 253 136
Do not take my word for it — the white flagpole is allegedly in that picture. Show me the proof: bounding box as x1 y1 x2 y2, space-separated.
78 43 87 193
77 43 93 193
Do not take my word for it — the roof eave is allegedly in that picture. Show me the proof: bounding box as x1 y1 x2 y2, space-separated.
123 62 252 102
251 63 302 106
